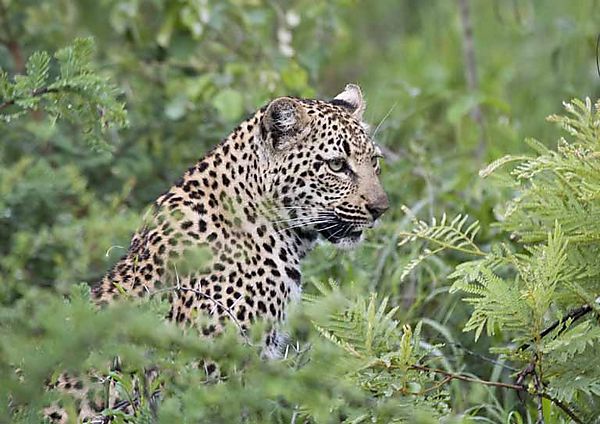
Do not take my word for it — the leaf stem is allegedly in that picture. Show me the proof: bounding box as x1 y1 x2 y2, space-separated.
398 231 485 257
0 86 59 111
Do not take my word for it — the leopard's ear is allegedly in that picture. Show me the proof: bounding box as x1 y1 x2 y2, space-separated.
261 97 311 150
333 84 365 120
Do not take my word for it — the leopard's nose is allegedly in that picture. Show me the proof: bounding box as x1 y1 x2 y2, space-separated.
366 194 389 220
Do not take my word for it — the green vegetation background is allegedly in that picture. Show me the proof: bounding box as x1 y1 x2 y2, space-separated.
2 0 600 422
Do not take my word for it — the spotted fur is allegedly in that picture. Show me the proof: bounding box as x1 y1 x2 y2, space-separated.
46 84 389 422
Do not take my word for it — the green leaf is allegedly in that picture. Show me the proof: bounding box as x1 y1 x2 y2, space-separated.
55 37 95 80
25 51 50 91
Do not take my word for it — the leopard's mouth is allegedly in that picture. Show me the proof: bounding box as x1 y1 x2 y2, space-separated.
315 222 364 247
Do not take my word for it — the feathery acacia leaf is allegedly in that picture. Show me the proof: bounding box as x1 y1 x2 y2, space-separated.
401 98 600 416
1 37 127 150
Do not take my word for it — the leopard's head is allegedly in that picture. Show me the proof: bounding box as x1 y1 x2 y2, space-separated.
261 84 389 248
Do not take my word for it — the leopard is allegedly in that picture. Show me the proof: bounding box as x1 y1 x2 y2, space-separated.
44 84 389 422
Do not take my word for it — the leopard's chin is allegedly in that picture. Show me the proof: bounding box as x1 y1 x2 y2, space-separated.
331 231 365 250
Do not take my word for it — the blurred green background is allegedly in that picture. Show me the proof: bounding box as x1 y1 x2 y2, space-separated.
1 0 600 422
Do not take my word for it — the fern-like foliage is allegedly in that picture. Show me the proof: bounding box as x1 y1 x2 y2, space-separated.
0 37 127 150
455 268 529 341
305 282 451 421
487 99 600 244
400 98 600 418
398 207 483 282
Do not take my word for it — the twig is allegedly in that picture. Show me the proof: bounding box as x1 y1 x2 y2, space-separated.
534 372 545 424
0 87 59 111
515 355 536 403
547 398 584 424
418 375 452 395
410 364 523 391
517 303 593 352
148 283 251 344
409 364 583 424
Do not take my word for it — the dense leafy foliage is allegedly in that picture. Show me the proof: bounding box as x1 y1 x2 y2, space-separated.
401 99 600 422
0 37 127 149
2 1 600 423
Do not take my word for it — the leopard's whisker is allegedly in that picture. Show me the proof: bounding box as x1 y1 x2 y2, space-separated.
271 210 333 219
372 101 398 140
328 224 351 240
315 222 339 233
266 207 334 223
279 219 334 230
341 225 354 239
271 206 333 215
275 205 329 210
271 214 335 225
277 219 335 232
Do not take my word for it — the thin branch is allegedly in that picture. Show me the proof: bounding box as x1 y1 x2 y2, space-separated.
409 364 584 424
534 372 545 424
517 303 594 352
418 375 452 395
547 398 584 424
409 364 523 391
148 284 251 345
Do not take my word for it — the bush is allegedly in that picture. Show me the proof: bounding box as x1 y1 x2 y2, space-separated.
402 99 600 423
2 1 600 422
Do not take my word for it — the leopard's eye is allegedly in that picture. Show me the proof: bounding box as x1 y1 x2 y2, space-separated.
327 158 347 173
